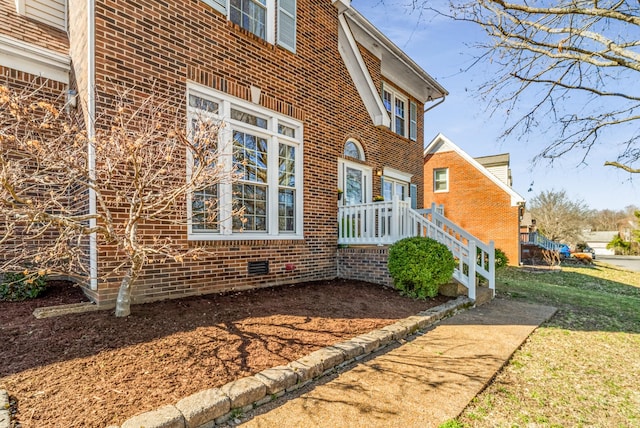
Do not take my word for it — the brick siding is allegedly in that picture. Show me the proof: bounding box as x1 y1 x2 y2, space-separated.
337 246 393 287
1 1 427 305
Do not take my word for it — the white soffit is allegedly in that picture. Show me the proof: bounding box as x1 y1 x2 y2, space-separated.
0 34 70 83
344 9 447 103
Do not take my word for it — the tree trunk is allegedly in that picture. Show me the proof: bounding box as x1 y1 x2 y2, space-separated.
114 254 143 317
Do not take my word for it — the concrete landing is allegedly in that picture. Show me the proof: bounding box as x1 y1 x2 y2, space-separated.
240 298 557 428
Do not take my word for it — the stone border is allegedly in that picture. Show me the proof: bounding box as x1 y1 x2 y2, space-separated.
104 296 472 428
0 390 9 428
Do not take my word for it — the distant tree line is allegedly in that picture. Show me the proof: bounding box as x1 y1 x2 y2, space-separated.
528 190 639 254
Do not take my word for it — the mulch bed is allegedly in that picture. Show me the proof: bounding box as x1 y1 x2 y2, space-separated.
0 279 450 427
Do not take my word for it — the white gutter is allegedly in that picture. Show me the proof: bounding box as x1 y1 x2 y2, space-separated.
87 0 97 290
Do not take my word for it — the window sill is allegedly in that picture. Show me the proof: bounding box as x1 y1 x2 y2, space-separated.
188 233 304 241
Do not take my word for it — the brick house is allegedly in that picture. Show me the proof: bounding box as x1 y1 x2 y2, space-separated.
423 134 525 265
1 0 450 305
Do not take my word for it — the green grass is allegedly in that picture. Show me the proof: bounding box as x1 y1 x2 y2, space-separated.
453 262 640 427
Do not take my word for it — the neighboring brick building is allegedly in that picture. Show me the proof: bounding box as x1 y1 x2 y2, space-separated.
1 0 447 305
423 134 525 265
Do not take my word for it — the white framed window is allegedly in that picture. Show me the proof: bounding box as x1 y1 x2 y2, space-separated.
201 0 296 52
434 168 449 192
187 83 303 240
343 139 364 161
382 84 409 138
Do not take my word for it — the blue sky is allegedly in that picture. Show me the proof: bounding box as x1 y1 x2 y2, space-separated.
350 0 640 211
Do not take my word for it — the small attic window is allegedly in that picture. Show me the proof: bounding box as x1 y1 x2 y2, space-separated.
344 139 364 161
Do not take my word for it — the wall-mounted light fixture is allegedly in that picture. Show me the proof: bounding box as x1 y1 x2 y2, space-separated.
66 89 77 109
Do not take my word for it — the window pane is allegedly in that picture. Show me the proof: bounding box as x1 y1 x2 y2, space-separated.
192 185 218 231
279 144 295 187
233 183 268 232
383 90 392 113
189 94 218 113
395 98 405 137
230 0 266 39
346 167 363 205
344 141 362 160
278 123 296 138
383 181 392 201
233 131 268 183
231 108 268 129
279 189 295 232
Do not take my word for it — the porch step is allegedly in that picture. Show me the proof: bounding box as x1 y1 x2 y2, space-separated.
475 286 494 306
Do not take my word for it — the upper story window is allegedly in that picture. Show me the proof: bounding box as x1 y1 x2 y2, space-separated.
202 0 296 52
15 0 67 31
382 84 418 141
434 168 449 192
187 84 303 240
230 0 267 39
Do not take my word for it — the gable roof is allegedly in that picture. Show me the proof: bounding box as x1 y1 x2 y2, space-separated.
332 0 447 128
424 133 525 206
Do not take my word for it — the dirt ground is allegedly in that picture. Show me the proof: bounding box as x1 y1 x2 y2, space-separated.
0 279 450 427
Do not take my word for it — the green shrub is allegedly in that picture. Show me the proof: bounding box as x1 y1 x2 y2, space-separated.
0 272 48 301
494 248 509 269
388 237 455 299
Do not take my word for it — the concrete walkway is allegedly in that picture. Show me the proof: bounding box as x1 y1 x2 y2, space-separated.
241 298 557 428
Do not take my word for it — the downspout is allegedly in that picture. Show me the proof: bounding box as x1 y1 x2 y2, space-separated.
87 0 97 290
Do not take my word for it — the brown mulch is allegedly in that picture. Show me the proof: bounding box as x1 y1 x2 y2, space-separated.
0 279 450 427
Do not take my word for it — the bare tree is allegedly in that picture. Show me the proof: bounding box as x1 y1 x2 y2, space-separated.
423 0 640 173
0 84 238 316
528 189 590 243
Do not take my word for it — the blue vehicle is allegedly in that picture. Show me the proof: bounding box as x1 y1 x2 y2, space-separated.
559 244 571 258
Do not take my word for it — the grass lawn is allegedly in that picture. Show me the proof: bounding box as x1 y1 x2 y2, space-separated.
450 262 640 427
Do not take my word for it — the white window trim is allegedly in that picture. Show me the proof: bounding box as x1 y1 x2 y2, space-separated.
382 85 408 137
186 82 303 240
434 168 449 193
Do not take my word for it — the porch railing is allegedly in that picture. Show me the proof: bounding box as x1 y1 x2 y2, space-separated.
338 197 495 301
520 231 562 252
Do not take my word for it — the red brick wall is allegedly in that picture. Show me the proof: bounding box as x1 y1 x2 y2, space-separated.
82 1 426 304
337 246 393 287
424 151 521 265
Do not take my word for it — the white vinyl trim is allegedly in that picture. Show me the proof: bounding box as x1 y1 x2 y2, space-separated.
0 34 70 83
87 0 98 290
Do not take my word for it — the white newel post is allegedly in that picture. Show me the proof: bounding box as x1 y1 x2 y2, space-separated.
488 240 495 296
468 240 477 301
390 195 400 241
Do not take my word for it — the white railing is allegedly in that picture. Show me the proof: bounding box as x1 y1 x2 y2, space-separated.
338 197 495 301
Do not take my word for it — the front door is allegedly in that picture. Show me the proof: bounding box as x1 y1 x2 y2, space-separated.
338 159 371 205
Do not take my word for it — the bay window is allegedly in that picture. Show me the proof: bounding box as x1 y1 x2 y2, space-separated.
187 84 303 239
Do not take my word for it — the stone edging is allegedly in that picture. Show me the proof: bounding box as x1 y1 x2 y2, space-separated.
114 296 472 428
1 296 472 428
0 390 9 428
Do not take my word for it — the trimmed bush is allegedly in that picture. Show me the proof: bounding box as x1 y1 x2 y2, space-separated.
0 272 48 301
388 237 456 299
494 248 509 269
